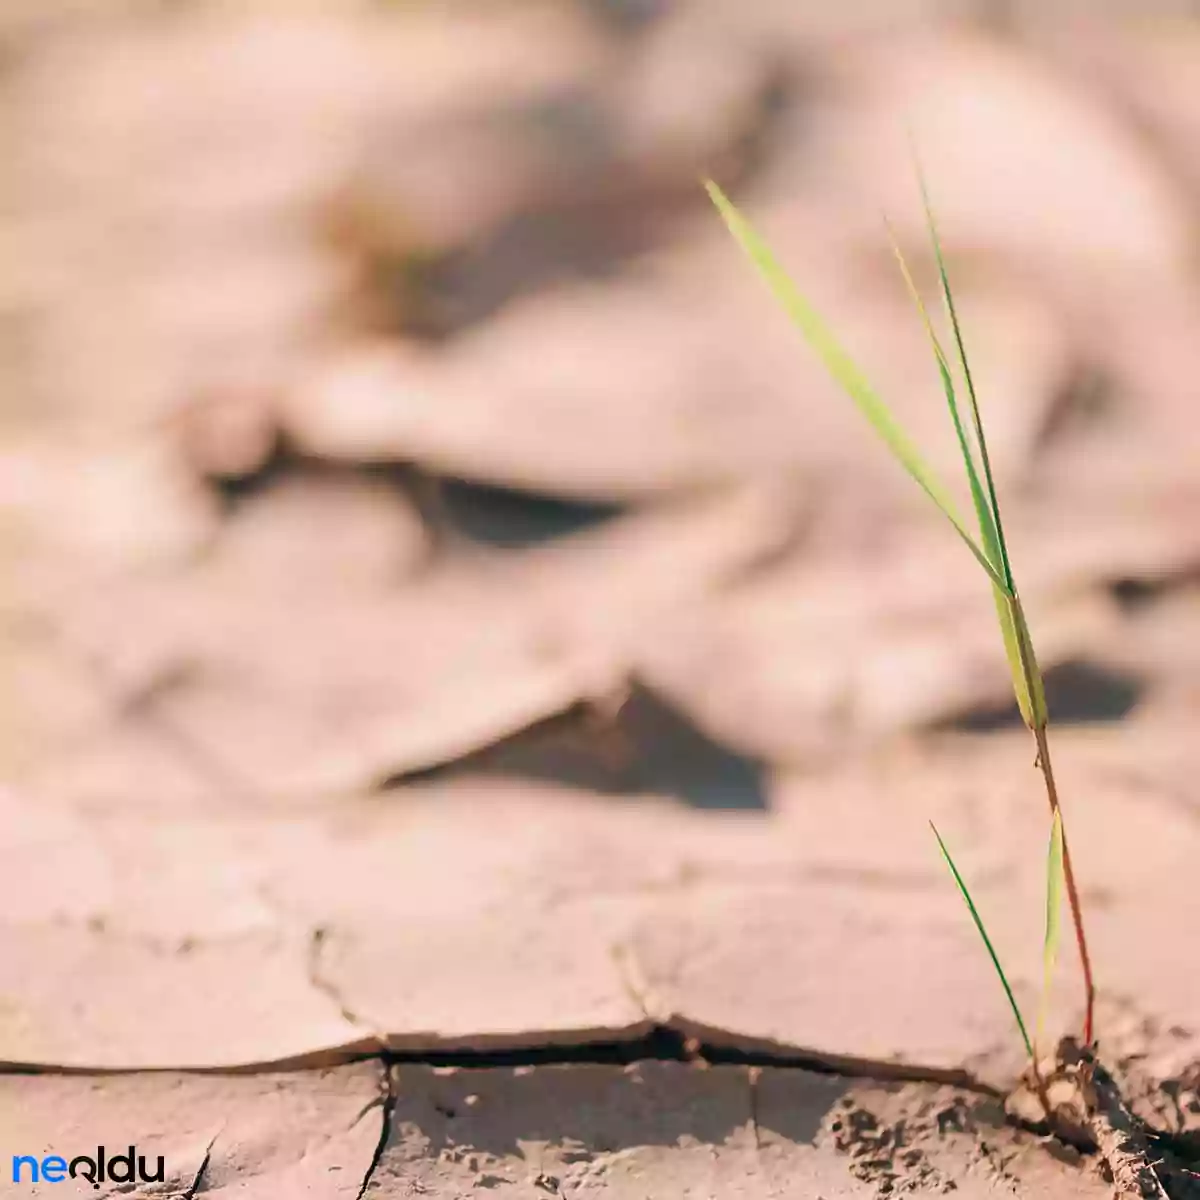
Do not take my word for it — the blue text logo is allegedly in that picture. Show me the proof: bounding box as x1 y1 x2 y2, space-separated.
11 1146 164 1189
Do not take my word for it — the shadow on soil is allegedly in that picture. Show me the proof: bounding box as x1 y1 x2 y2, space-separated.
436 477 624 547
386 1048 850 1162
398 684 768 810
378 1033 1022 1174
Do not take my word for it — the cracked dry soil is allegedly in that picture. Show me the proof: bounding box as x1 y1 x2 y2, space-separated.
359 1046 1200 1199
4 1041 1196 1197
3 1 1200 1196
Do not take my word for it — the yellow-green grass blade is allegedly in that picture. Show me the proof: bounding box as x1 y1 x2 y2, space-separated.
994 589 1048 730
706 181 1006 593
886 224 1006 583
1035 809 1065 1055
931 822 1033 1060
914 163 1015 594
1008 592 1046 724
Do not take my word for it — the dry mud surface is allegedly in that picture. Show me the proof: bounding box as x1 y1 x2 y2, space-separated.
0 1061 1132 1197
1 0 1200 1194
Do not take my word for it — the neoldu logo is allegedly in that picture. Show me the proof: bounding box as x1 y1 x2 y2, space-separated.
11 1146 165 1189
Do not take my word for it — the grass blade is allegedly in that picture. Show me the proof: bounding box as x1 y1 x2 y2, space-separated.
886 222 1004 580
931 821 1033 1060
904 175 1048 726
1001 591 1048 730
706 180 1006 592
1036 809 1065 1055
914 161 1014 594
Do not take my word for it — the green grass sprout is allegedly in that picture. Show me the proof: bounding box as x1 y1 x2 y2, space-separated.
883 218 1044 731
706 172 1096 1051
704 182 1005 592
931 821 1033 1060
1036 809 1065 1056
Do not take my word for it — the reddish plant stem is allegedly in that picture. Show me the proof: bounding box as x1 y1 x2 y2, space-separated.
1032 722 1095 1047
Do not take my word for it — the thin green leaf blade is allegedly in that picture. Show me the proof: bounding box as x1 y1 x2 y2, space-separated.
706 181 1006 592
914 161 1015 593
1036 809 1065 1055
886 224 1005 581
931 821 1033 1060
903 169 1047 723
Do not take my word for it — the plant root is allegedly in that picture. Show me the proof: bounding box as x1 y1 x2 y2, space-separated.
1007 1039 1172 1198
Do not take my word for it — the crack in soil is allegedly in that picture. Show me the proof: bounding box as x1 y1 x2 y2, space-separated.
182 1129 220 1200
609 940 670 1026
307 925 384 1043
355 1065 397 1200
